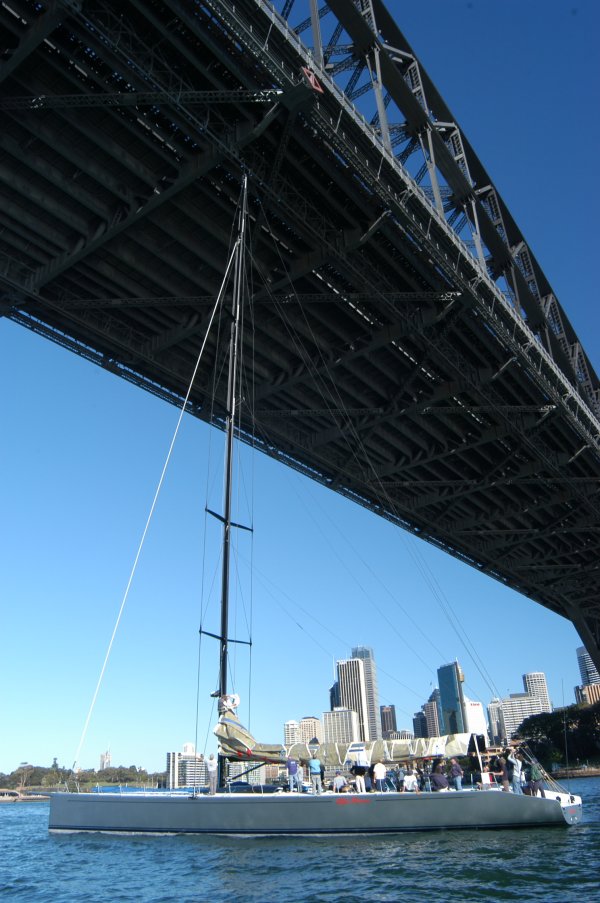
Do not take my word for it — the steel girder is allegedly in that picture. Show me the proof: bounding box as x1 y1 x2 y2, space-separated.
0 0 599 670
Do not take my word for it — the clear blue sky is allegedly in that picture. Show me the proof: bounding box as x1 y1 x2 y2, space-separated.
1 1 598 775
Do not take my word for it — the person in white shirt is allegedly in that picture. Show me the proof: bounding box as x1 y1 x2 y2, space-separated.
206 753 218 795
373 760 387 792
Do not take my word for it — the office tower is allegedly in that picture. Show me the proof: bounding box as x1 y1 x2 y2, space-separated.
323 707 360 743
227 761 265 784
330 681 340 709
352 646 382 740
337 658 370 741
487 698 503 745
463 698 489 739
575 684 600 705
498 693 549 740
380 704 397 738
298 716 323 744
437 662 467 734
166 743 207 789
284 720 300 746
577 646 600 685
423 689 441 738
99 749 111 770
413 711 428 738
522 672 552 711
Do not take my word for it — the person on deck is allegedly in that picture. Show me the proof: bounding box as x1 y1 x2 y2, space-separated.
402 765 420 793
373 760 387 792
449 758 463 791
429 765 449 791
332 771 348 792
529 761 546 798
507 751 523 794
350 761 367 793
286 757 301 792
495 756 510 792
308 754 322 794
206 754 218 795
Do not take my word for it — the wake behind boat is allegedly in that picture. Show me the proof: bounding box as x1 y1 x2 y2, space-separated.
48 179 582 836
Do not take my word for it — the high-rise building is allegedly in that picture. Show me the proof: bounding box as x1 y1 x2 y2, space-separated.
284 720 300 746
575 684 600 706
99 749 111 770
166 743 207 789
522 672 552 710
577 646 600 686
337 658 370 741
498 693 550 740
352 646 382 739
423 689 441 738
437 662 467 734
413 711 428 738
329 681 340 709
487 698 503 745
380 704 397 738
463 698 489 739
227 761 265 784
298 716 323 744
323 707 360 743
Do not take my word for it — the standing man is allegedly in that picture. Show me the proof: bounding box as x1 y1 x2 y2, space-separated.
286 756 300 792
373 760 387 792
350 760 367 794
449 758 463 791
529 761 546 798
308 753 322 794
507 750 523 794
206 753 218 795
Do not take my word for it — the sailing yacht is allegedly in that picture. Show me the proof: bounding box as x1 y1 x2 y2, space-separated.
49 182 582 834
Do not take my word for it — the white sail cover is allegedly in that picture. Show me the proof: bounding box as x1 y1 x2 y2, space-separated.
215 708 474 767
284 734 474 766
214 710 286 764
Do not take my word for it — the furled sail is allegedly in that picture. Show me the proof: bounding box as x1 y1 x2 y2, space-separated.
214 696 285 764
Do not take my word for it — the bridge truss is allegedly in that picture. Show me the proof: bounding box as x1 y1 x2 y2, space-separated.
1 0 599 669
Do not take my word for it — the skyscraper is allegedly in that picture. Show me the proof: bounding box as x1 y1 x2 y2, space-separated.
351 646 382 739
577 646 600 685
522 672 552 710
323 708 360 743
337 657 370 741
487 698 503 745
498 693 549 740
298 716 323 744
423 688 441 738
380 704 397 738
437 661 467 734
412 711 428 738
284 720 300 746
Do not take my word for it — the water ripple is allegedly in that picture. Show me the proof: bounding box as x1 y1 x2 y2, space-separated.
1 778 598 903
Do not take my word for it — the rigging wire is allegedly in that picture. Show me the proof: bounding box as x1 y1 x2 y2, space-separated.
71 238 239 773
253 201 503 709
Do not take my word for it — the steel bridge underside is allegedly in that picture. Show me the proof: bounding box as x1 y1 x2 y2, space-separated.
1 0 599 669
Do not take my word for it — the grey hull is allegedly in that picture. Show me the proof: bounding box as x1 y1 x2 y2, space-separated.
49 789 582 834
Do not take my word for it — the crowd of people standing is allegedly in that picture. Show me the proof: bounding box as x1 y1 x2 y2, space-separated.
285 748 546 796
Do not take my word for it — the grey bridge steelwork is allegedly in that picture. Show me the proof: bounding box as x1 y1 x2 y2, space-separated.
1 0 599 670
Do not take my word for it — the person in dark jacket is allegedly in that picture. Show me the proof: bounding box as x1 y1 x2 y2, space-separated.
429 765 449 791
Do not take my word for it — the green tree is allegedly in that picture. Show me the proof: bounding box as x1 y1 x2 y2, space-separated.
515 702 600 765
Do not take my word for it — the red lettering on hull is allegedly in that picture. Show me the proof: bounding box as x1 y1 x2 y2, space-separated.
335 797 372 805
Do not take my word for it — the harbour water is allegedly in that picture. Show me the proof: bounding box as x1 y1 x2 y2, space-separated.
1 777 599 903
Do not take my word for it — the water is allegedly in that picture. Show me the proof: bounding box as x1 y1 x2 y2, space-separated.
1 778 599 903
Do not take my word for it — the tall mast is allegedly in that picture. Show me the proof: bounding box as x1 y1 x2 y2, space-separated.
217 176 247 787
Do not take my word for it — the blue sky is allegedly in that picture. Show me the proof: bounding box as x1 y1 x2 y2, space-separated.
1 1 598 775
